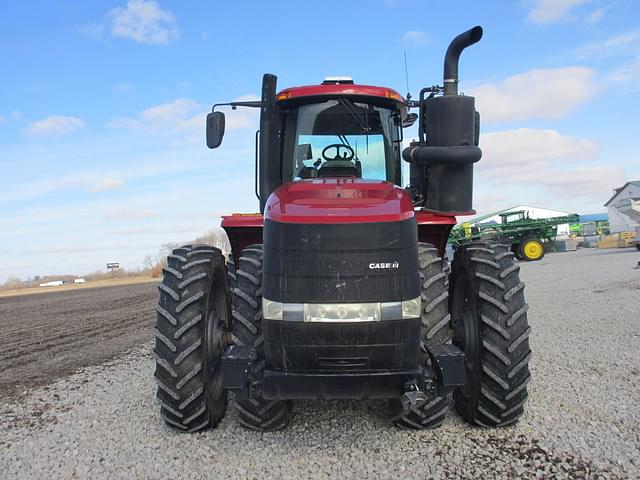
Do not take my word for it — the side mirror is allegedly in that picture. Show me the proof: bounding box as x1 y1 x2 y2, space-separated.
206 111 225 149
402 113 418 128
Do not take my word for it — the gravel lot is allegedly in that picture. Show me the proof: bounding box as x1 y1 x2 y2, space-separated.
1 248 639 479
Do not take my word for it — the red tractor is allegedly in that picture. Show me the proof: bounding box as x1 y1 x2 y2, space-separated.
154 26 531 432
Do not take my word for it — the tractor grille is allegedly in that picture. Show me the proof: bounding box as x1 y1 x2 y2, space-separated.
262 218 420 303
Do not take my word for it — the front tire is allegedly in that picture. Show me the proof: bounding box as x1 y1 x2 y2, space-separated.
154 245 230 432
450 241 531 428
232 245 289 431
395 243 450 429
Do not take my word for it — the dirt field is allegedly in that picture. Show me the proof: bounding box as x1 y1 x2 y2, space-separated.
0 276 158 298
0 282 157 399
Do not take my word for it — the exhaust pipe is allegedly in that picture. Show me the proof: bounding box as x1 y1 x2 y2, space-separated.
404 26 484 212
443 26 483 96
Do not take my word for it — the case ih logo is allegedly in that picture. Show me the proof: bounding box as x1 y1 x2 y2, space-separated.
368 261 400 270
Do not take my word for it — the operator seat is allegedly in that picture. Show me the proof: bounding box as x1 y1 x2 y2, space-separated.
297 166 318 179
317 160 361 178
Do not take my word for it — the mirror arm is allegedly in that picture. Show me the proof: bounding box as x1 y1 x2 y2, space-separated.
212 101 263 111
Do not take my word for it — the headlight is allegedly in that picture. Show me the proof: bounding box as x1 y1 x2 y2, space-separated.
401 297 422 318
262 298 283 320
304 302 380 322
262 296 421 322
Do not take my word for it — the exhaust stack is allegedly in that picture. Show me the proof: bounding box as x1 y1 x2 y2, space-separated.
403 26 483 213
443 26 483 96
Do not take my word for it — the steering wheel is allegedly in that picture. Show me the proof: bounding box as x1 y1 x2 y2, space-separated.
321 143 355 162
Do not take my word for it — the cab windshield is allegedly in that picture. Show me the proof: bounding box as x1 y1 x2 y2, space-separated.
281 99 401 184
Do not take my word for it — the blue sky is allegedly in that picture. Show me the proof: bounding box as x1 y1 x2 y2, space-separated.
1 0 639 281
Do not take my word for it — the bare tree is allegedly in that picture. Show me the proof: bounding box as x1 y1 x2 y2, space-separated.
157 242 180 267
193 228 231 255
1 276 22 290
142 255 154 272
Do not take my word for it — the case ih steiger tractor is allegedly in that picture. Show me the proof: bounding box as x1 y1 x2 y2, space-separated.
154 26 531 432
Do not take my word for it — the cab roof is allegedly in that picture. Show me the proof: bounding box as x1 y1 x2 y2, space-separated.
276 83 406 104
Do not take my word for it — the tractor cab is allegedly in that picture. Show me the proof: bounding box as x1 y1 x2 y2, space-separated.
276 78 407 185
500 210 529 224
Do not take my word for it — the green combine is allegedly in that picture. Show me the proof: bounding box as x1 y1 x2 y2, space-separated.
450 211 580 261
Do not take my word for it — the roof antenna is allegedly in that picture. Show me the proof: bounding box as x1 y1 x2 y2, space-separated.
403 50 412 101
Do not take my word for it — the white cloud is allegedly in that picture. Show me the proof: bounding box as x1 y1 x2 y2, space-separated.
538 165 625 196
225 94 261 129
402 31 429 45
25 115 84 137
104 208 161 220
109 95 258 137
576 30 640 59
575 30 640 86
11 110 22 120
608 55 640 84
586 7 605 24
527 0 590 24
479 128 624 202
0 116 5 125
0 158 199 204
109 0 179 45
232 94 259 102
21 245 121 255
0 172 256 280
481 128 599 171
107 226 158 235
90 178 125 192
0 173 124 201
106 223 208 236
469 67 595 123
473 191 511 211
109 98 201 133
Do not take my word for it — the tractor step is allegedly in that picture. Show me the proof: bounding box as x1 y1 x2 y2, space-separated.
427 344 466 390
221 345 253 399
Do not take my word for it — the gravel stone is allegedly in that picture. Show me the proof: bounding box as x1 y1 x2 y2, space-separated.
0 248 638 479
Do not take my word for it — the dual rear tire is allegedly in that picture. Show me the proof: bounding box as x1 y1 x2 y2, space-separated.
394 243 451 429
154 244 289 433
231 245 290 431
154 245 229 432
396 241 531 429
154 241 531 432
450 241 531 426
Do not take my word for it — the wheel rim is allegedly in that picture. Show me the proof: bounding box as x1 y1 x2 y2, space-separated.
205 273 228 410
451 272 480 400
523 240 543 260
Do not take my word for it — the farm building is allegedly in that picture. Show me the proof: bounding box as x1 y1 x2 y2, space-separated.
604 181 640 233
467 205 573 235
578 213 608 223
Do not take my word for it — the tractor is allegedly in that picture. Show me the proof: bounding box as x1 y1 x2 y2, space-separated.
153 26 531 432
450 211 581 261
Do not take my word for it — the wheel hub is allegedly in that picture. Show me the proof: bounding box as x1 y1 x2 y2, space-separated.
205 278 229 406
524 241 543 260
451 274 480 400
